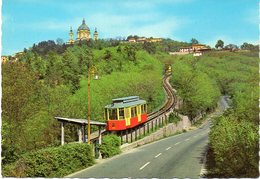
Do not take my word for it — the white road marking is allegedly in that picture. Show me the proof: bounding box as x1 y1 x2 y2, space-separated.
166 147 172 150
155 153 162 158
185 138 190 141
175 142 180 145
139 162 150 170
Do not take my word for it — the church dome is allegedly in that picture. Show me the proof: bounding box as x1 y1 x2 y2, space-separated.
78 19 90 31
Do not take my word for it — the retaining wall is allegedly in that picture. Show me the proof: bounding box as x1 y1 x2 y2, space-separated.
120 114 191 152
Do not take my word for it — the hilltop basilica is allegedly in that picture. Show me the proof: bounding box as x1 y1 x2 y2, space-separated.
67 19 98 44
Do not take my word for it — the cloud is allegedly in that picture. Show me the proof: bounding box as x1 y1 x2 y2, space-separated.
84 12 187 39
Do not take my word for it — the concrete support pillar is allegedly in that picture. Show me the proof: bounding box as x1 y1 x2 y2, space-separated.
126 129 128 143
130 128 133 143
82 125 86 143
78 125 83 143
98 126 102 159
61 122 64 146
134 127 137 141
120 131 123 144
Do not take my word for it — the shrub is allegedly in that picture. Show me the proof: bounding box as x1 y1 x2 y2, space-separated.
208 115 258 177
3 143 94 177
99 134 121 158
168 113 181 124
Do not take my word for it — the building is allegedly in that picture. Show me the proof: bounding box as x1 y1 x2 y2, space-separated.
67 27 74 45
179 47 192 53
1 56 9 64
66 19 98 44
136 37 146 43
191 44 208 51
94 28 98 42
193 51 202 56
128 38 136 43
127 37 162 43
146 38 162 43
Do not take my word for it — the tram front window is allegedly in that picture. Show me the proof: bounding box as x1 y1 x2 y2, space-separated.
109 109 117 120
141 104 147 113
105 109 108 120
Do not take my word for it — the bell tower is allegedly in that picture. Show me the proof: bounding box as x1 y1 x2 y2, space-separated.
94 27 98 42
67 26 74 44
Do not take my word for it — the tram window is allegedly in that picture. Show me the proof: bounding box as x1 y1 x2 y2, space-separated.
141 104 145 113
131 107 137 117
118 108 124 119
109 109 117 120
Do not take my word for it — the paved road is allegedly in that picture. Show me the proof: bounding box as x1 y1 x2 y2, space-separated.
68 96 229 178
68 123 210 178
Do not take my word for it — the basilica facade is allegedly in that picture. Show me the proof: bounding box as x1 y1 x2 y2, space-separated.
67 19 98 44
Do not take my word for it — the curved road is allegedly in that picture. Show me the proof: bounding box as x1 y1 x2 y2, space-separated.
68 97 229 178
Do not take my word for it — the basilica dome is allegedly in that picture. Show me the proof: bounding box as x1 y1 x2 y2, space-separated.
78 19 90 31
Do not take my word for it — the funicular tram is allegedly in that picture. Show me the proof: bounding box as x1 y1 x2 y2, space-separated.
165 64 172 75
105 96 147 131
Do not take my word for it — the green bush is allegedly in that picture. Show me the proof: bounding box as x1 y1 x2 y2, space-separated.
208 115 258 177
99 134 121 158
3 143 94 177
168 113 181 124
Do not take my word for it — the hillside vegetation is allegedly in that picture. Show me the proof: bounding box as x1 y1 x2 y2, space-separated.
2 38 258 177
168 51 258 177
2 43 165 172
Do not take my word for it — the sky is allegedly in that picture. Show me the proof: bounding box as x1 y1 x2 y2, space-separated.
2 0 259 55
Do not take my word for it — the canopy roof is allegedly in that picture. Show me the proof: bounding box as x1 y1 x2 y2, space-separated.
55 117 106 126
105 96 146 109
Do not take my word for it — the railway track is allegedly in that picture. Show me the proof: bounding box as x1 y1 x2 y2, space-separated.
147 74 176 121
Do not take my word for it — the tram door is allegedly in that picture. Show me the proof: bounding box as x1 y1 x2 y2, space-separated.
137 105 141 122
125 107 131 126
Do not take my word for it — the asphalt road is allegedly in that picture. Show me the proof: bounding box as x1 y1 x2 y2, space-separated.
68 123 209 178
68 96 229 178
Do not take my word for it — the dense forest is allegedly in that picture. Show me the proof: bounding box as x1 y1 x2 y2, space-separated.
2 38 259 177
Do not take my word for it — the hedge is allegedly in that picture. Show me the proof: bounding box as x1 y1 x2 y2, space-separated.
3 143 94 177
99 134 121 158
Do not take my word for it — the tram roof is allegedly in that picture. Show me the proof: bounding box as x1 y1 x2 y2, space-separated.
105 96 146 109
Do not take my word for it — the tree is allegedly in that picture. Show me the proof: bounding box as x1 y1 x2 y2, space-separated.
56 38 64 46
215 40 224 49
240 42 258 51
191 38 199 44
143 42 156 54
2 63 42 163
104 50 112 60
224 44 238 51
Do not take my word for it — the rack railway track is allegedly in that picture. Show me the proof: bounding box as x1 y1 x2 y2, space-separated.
147 74 176 121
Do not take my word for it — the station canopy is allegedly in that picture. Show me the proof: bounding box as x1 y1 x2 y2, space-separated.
55 117 106 126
